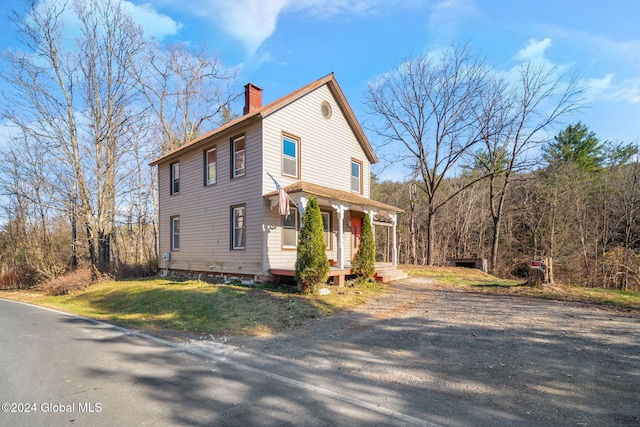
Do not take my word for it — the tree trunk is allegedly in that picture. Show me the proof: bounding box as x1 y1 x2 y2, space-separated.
426 206 435 266
490 215 501 274
545 257 555 284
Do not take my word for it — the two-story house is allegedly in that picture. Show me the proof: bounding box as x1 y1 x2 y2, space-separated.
150 73 403 284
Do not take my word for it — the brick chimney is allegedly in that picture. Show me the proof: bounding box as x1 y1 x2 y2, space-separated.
243 83 263 115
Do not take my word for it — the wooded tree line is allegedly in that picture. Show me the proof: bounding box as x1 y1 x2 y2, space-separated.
373 122 639 290
0 1 637 291
0 0 237 286
365 44 638 290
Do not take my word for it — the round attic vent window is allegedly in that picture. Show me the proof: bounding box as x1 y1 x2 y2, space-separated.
321 101 332 119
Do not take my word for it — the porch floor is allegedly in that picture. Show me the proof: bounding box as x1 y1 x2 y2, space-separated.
269 263 407 286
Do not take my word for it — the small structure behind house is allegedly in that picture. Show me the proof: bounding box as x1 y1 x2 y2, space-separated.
447 257 488 273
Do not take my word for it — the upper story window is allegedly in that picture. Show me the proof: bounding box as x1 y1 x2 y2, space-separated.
231 205 246 250
282 134 299 178
205 147 216 185
170 216 180 251
351 159 362 194
232 136 245 178
170 162 180 194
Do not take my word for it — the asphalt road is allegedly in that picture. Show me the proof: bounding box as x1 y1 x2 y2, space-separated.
5 287 638 427
0 298 448 427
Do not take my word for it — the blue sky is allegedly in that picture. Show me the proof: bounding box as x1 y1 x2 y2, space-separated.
1 0 639 180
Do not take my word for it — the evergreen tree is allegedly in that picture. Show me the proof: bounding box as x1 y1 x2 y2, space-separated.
295 197 329 293
352 214 376 281
544 122 603 171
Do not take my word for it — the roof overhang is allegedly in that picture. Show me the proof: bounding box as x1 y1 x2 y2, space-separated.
149 114 261 167
149 73 378 167
264 181 403 217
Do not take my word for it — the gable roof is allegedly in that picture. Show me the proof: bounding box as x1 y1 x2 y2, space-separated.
149 73 377 166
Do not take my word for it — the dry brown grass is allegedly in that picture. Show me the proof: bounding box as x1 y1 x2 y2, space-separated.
0 271 28 289
38 268 96 296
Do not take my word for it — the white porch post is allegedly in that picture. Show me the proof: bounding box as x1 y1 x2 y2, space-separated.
332 204 348 269
391 213 398 266
364 209 377 251
364 209 376 224
298 196 307 226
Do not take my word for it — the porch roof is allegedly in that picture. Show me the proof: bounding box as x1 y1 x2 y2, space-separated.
264 181 403 215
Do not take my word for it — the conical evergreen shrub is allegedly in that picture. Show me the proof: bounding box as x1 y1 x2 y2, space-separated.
352 213 376 281
295 197 329 293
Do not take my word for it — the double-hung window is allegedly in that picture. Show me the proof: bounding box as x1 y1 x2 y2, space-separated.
351 159 362 193
170 216 180 251
205 147 216 185
232 136 245 178
231 205 246 249
282 210 328 249
171 162 180 194
282 209 298 248
282 134 299 178
321 212 331 249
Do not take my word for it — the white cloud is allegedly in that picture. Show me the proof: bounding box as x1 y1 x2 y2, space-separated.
207 0 288 56
122 1 182 40
610 77 640 104
167 0 412 56
428 0 478 35
31 0 181 43
581 73 614 101
515 38 552 62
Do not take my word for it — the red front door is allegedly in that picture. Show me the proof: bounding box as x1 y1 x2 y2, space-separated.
351 216 362 260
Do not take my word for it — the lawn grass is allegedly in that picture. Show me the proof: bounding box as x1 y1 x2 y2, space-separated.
401 265 640 311
568 287 640 310
401 265 521 287
3 266 638 339
0 278 383 337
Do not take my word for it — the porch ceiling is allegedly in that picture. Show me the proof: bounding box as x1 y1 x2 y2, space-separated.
264 181 403 215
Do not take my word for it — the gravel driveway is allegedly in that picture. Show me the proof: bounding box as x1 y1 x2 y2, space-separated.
230 278 640 426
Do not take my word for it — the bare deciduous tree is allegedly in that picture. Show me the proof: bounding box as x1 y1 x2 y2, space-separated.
2 0 150 275
474 62 583 273
131 42 239 153
1 0 240 282
366 43 491 265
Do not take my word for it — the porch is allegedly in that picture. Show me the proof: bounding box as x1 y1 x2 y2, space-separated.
264 181 404 273
269 263 407 287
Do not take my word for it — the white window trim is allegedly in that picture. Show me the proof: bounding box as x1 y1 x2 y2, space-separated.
232 205 246 250
170 216 180 251
351 159 362 194
321 211 331 249
282 208 298 249
282 134 299 178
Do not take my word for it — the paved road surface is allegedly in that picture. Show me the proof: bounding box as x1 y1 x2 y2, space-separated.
0 298 449 427
4 283 639 427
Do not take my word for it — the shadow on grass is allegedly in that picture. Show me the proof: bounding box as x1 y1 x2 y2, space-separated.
470 282 529 288
77 283 338 336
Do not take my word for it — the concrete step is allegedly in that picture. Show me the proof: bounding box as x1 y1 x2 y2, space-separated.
374 267 408 282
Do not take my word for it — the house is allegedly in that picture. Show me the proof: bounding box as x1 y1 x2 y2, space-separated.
149 73 404 284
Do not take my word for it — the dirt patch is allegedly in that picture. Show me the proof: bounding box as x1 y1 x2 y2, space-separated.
230 278 640 426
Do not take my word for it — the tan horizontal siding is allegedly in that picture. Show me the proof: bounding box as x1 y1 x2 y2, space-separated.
156 81 374 277
262 85 371 198
156 122 265 276
265 205 338 270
